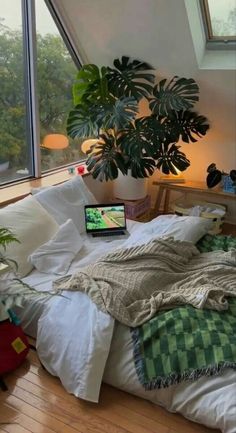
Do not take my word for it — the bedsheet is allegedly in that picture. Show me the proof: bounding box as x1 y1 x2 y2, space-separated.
15 216 236 433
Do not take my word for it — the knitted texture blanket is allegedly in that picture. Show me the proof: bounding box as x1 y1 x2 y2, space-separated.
131 297 236 389
54 238 236 327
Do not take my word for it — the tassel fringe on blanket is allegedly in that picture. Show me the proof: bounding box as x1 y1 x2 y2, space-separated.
130 297 236 389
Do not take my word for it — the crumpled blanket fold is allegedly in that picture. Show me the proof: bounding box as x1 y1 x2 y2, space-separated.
53 238 236 327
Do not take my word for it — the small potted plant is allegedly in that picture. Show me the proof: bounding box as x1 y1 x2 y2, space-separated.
206 163 236 193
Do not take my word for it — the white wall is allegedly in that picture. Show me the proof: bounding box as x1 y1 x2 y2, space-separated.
55 0 236 222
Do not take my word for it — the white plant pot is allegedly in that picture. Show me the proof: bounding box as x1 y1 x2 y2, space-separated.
113 170 148 200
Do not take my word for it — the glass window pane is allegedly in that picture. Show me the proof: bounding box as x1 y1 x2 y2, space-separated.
35 0 83 172
0 0 33 185
207 0 236 38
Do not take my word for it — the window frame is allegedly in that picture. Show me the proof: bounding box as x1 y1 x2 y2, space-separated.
200 0 236 49
0 0 82 187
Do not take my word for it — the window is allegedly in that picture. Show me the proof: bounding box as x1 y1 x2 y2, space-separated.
200 0 236 45
0 0 83 186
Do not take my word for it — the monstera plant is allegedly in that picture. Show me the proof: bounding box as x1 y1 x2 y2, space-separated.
67 56 209 181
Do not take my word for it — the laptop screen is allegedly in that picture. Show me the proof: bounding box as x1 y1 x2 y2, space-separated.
84 203 126 233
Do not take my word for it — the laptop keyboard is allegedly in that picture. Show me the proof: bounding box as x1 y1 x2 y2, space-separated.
92 231 125 238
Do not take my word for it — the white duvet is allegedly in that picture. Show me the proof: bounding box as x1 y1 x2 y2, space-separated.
17 216 236 433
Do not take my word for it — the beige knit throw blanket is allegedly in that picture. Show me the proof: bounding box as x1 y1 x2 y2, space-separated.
53 238 236 327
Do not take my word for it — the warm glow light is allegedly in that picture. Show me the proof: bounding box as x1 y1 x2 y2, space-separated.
41 134 69 150
160 167 185 183
81 139 98 154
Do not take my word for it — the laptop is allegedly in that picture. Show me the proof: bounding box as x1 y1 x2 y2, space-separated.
84 203 129 240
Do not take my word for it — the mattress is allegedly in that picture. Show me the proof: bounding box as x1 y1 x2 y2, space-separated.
15 217 236 433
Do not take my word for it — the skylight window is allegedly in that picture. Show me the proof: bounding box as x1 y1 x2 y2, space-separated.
201 0 236 43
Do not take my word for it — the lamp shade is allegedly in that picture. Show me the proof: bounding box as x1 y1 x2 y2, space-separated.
42 134 69 150
81 139 98 154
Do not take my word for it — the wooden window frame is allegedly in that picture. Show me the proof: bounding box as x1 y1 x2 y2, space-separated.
200 0 236 46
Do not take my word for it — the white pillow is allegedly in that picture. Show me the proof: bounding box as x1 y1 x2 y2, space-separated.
162 215 213 243
29 219 84 275
123 215 213 248
34 176 97 234
0 195 59 277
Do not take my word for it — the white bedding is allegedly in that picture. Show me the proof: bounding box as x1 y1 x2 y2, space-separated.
16 216 236 433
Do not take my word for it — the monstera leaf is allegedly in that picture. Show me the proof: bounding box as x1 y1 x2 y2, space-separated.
67 104 100 138
86 133 127 181
106 56 155 100
72 64 110 106
155 143 190 174
101 97 139 130
67 96 138 139
149 76 199 116
119 118 157 157
170 110 209 143
128 155 156 178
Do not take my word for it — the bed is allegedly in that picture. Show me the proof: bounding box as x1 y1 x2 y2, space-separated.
0 175 235 433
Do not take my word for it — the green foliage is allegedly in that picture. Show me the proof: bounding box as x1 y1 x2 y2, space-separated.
0 227 19 253
67 56 209 180
0 226 61 311
0 24 78 170
206 164 236 188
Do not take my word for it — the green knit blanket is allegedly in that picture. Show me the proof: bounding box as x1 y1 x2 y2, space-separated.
196 233 236 253
131 234 236 389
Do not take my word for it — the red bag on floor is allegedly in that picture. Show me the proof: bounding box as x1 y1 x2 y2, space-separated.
0 320 29 375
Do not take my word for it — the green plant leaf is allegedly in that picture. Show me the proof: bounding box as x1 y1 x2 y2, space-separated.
207 163 217 173
166 110 209 143
119 118 157 158
106 56 155 100
206 170 222 188
97 96 139 130
155 143 190 174
86 132 127 181
0 227 19 251
67 104 100 138
72 64 110 105
128 156 156 178
149 76 199 116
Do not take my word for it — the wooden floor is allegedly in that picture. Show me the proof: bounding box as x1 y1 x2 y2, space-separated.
0 349 220 433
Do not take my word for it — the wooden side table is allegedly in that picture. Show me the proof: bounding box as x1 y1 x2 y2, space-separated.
153 180 236 215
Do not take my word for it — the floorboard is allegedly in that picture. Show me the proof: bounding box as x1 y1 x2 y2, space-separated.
0 349 220 433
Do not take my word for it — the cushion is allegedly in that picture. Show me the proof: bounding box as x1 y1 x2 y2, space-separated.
29 219 84 275
123 215 213 248
0 195 59 277
34 176 97 234
163 215 213 243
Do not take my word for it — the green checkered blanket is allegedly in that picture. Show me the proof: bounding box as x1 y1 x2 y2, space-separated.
131 234 236 389
196 233 236 253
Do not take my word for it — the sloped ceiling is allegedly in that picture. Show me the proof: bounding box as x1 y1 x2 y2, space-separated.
55 0 236 183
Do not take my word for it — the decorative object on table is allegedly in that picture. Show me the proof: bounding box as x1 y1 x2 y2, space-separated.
68 166 75 175
171 199 226 234
206 163 236 193
76 165 85 175
67 56 209 185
